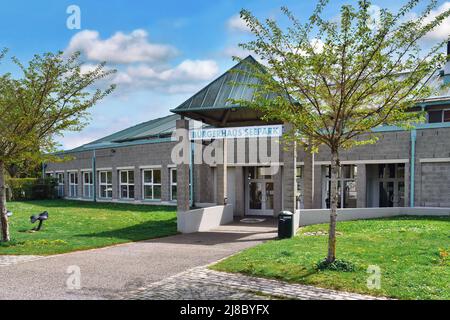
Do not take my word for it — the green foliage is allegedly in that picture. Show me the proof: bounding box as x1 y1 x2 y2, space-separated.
0 50 116 166
1 200 177 255
211 216 450 300
316 258 356 272
234 0 450 151
6 177 58 201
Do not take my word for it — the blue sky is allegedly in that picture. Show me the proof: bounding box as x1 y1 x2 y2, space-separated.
1 0 449 149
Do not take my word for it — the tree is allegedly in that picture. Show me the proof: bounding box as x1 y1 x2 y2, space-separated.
236 0 450 264
0 50 115 242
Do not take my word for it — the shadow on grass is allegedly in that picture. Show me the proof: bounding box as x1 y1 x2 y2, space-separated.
79 219 278 245
77 217 178 241
15 199 176 213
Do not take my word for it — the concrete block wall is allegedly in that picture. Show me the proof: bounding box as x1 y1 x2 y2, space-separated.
46 141 177 203
415 127 450 207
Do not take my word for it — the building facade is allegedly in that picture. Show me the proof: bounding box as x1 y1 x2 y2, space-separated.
46 52 450 217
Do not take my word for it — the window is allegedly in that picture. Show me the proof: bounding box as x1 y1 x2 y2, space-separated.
444 110 450 122
324 165 357 209
120 170 135 199
428 109 450 123
143 169 162 200
99 171 112 199
83 171 94 199
378 163 405 207
68 172 78 198
170 168 177 201
56 172 64 197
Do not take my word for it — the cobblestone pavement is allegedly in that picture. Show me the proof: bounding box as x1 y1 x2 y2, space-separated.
0 255 44 267
123 266 388 300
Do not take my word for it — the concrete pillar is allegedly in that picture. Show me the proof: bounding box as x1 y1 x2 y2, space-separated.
112 167 118 200
303 149 314 209
176 119 190 212
404 162 410 207
77 171 82 198
356 164 367 208
313 165 323 208
282 123 297 213
234 166 245 217
134 167 141 200
273 166 283 216
161 165 170 202
216 139 228 205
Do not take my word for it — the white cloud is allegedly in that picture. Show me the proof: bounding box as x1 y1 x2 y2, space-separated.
227 14 251 33
222 45 252 59
422 2 450 41
66 29 178 64
114 59 219 93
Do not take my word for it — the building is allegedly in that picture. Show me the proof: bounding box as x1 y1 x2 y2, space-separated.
46 48 450 227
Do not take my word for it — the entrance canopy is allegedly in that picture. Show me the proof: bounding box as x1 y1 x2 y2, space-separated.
171 55 280 127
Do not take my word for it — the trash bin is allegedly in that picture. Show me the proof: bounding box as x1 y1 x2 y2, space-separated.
278 211 294 239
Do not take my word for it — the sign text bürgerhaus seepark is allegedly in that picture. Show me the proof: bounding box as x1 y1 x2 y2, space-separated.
189 125 283 141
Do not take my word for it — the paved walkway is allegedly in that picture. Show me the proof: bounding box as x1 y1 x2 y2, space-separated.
0 219 277 300
0 255 44 267
122 266 387 300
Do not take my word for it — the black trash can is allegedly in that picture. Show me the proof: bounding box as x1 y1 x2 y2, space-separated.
278 211 294 239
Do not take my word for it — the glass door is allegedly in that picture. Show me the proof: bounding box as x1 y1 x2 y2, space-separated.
247 167 274 216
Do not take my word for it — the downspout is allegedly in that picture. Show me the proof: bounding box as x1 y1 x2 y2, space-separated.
189 141 194 208
92 149 97 202
410 129 416 207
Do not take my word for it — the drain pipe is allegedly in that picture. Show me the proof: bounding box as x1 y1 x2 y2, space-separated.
189 141 194 208
410 130 417 207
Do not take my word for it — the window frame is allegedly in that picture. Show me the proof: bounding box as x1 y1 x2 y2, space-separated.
324 165 358 209
82 171 94 199
56 172 65 198
68 171 79 198
99 171 113 199
142 169 162 201
119 170 135 200
428 109 450 123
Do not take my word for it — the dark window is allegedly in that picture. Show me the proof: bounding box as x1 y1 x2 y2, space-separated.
428 110 443 123
444 110 450 122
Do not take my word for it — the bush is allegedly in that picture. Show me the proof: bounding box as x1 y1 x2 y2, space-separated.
316 259 356 272
6 177 58 201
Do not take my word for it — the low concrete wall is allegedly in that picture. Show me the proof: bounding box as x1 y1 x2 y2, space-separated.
177 204 234 233
299 207 450 227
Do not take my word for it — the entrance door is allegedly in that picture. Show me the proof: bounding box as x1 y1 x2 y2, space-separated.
247 167 274 216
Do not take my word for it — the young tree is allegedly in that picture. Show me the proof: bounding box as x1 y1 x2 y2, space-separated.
0 51 115 242
236 0 450 264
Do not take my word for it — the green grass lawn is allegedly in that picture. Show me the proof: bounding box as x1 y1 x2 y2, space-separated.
0 200 177 255
211 216 450 300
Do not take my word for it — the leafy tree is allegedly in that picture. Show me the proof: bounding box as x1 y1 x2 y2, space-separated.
236 0 450 263
0 50 115 242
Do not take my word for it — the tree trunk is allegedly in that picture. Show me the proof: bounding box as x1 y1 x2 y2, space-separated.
327 149 340 263
0 161 10 242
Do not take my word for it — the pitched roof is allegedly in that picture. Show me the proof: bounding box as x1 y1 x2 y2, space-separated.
64 114 199 153
171 55 267 113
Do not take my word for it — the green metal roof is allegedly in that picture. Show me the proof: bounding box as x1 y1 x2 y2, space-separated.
171 55 267 113
65 114 184 153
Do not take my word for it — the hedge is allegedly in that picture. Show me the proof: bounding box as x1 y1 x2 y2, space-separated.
6 178 58 201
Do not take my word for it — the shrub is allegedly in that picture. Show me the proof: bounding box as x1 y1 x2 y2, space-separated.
6 177 58 201
316 259 356 272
